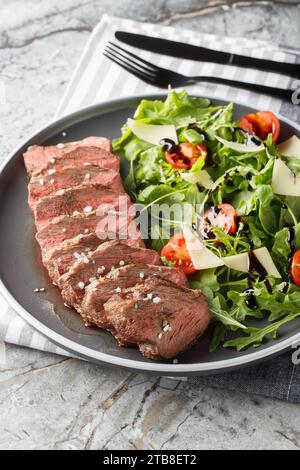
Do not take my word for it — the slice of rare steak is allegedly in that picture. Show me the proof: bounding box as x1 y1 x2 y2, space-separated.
44 231 144 282
44 232 102 282
23 136 112 175
81 264 188 328
29 165 123 208
34 184 130 230
36 211 144 254
32 146 120 176
103 277 211 360
58 241 161 312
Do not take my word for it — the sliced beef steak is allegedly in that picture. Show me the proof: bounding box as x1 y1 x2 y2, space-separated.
59 241 161 312
29 165 123 208
103 277 211 360
82 264 188 328
34 184 130 230
44 232 144 282
36 211 144 254
32 146 120 177
44 232 102 282
23 137 112 175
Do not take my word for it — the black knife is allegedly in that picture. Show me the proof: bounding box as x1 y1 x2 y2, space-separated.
115 31 300 78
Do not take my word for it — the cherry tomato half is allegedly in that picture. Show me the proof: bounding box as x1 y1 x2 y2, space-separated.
161 232 196 275
239 111 280 143
165 142 207 170
291 250 300 287
202 203 237 237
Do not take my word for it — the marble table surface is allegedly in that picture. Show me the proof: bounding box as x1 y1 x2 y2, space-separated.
0 0 300 450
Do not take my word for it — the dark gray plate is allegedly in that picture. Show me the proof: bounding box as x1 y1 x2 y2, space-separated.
1 94 300 376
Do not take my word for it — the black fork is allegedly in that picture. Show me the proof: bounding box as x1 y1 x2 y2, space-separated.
104 42 294 101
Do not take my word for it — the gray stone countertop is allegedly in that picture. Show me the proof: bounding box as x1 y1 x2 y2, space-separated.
0 0 300 450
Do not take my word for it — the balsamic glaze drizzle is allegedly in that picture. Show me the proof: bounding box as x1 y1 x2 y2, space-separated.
245 287 258 310
248 251 268 278
243 251 270 309
245 277 258 310
159 138 178 153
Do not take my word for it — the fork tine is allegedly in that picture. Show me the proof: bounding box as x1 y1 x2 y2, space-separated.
103 49 156 81
103 52 156 85
106 44 156 76
108 41 159 72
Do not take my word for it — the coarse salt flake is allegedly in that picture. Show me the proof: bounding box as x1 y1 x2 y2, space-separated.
78 282 85 290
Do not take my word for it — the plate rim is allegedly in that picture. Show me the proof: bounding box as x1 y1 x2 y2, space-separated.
1 92 300 375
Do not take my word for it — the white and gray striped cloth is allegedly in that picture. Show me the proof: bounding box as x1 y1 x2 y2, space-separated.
0 14 297 358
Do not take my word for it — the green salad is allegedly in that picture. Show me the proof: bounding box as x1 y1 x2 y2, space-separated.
113 90 300 352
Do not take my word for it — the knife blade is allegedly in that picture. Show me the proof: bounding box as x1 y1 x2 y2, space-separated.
115 31 300 78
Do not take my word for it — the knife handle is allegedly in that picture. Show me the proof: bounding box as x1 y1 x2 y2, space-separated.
192 76 294 101
231 54 300 78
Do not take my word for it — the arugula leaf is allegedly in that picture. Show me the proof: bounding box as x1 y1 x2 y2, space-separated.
189 269 220 293
178 129 204 144
210 324 227 352
295 223 300 249
281 196 300 226
283 156 300 175
135 147 165 186
271 227 291 273
256 185 281 236
232 189 256 216
224 313 300 351
137 184 185 206
123 157 137 198
211 308 247 330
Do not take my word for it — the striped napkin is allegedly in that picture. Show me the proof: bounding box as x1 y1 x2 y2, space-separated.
1 15 299 398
